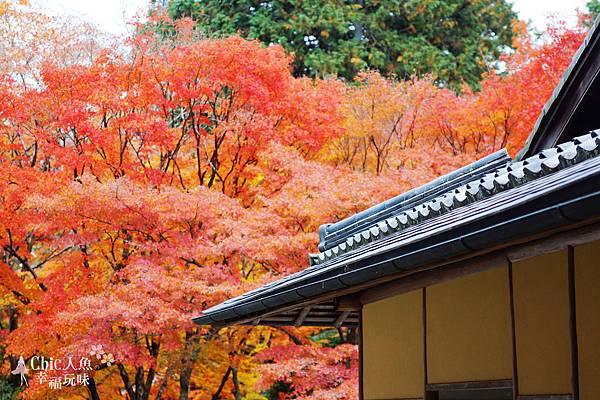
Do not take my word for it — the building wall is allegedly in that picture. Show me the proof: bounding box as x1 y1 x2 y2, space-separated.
575 241 600 400
512 250 572 395
426 267 512 383
361 241 600 399
363 290 423 400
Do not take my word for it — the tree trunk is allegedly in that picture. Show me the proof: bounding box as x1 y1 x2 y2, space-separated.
179 330 201 400
155 367 171 400
143 367 155 400
135 367 145 400
353 0 365 40
211 367 232 400
88 376 101 400
347 327 359 345
231 368 242 400
179 365 193 400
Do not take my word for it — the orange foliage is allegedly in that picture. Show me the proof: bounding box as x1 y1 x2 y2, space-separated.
0 8 592 400
0 1 114 89
0 14 349 399
326 20 587 180
256 343 358 399
325 71 438 174
419 19 587 157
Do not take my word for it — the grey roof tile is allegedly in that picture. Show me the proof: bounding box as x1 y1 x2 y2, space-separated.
317 149 512 252
307 130 600 266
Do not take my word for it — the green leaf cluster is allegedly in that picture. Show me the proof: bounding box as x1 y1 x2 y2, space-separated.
167 0 516 89
587 0 600 19
0 377 18 400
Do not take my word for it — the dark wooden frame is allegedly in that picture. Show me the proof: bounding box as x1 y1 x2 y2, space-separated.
359 306 364 400
509 261 520 399
567 246 580 400
426 379 513 391
422 288 428 398
425 380 512 400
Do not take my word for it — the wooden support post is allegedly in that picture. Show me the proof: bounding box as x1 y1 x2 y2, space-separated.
294 307 311 327
358 307 364 400
334 310 351 328
568 246 580 400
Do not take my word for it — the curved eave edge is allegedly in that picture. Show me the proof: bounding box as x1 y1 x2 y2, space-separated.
195 182 600 326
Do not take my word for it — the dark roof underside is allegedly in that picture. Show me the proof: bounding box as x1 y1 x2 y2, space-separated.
249 300 359 327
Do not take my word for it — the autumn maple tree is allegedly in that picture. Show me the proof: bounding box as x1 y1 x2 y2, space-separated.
0 9 362 399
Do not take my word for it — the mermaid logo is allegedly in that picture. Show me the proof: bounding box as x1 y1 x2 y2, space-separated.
11 356 29 386
9 346 111 390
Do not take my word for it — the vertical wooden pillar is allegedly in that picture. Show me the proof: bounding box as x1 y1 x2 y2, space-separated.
568 246 580 400
425 391 439 400
359 306 364 400
508 261 519 400
422 288 428 394
574 240 600 400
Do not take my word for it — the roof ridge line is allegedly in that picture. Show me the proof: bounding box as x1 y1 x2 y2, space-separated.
309 130 600 266
317 149 511 251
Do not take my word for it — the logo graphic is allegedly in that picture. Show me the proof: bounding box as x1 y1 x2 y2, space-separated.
10 344 116 389
89 344 115 366
11 356 29 387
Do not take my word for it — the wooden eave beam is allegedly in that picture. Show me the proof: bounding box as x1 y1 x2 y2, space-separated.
336 294 361 311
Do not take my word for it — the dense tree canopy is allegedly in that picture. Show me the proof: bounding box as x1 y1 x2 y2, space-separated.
166 0 516 88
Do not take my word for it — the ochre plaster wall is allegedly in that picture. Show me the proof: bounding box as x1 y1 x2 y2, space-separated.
363 289 424 399
513 250 571 395
575 241 600 400
426 266 512 383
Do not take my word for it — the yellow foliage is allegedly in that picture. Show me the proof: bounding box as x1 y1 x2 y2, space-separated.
319 71 437 175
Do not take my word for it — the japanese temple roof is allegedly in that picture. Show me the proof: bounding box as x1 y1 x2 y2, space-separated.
315 149 511 254
194 131 600 327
